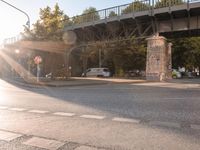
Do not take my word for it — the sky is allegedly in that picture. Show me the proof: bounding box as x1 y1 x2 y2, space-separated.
0 0 133 43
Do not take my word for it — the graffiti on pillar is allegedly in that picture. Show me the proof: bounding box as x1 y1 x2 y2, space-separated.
147 53 160 74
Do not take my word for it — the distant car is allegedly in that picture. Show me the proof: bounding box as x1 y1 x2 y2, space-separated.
82 68 111 77
172 69 182 79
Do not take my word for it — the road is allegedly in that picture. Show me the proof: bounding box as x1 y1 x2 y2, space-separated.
0 79 200 150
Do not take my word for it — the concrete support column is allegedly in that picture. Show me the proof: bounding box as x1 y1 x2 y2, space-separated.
146 36 172 81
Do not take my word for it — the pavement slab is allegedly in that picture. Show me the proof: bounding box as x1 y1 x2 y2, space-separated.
23 137 65 150
0 130 22 142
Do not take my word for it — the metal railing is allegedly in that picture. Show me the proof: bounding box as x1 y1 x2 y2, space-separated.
65 0 200 27
3 0 200 45
3 34 22 45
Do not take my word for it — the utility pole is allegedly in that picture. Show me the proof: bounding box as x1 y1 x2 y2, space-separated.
0 0 31 79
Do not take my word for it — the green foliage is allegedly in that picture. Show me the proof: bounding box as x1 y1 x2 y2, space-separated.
171 37 200 71
155 0 184 8
73 7 100 24
85 38 147 76
24 3 70 41
108 11 117 17
122 1 149 14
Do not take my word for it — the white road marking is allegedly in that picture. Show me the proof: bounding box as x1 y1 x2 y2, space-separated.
0 106 8 109
23 137 64 150
9 108 26 111
112 117 140 123
80 115 105 120
75 146 100 150
149 121 180 128
53 112 75 117
0 130 22 141
28 110 48 114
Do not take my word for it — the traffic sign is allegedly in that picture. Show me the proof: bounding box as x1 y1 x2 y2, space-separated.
34 56 42 64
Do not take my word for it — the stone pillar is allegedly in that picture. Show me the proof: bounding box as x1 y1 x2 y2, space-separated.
146 36 171 81
166 43 172 79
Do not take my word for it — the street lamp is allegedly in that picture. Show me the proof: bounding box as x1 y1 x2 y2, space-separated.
0 0 30 29
63 31 77 77
15 49 20 54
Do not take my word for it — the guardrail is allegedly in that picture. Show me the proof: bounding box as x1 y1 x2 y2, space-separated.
65 0 200 27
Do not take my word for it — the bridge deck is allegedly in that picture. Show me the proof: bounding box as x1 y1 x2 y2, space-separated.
64 0 200 31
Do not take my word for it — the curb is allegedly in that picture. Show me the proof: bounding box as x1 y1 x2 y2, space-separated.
8 80 108 88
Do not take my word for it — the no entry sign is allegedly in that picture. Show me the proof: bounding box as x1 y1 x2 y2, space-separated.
34 56 42 64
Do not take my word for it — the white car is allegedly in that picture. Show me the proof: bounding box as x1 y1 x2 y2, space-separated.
82 68 111 77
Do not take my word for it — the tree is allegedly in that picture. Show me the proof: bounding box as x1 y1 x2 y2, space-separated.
108 11 117 18
171 37 200 71
73 7 100 24
83 38 147 76
23 3 70 41
122 1 149 14
155 0 184 8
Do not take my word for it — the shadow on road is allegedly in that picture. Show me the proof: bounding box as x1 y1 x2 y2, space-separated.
1 78 200 139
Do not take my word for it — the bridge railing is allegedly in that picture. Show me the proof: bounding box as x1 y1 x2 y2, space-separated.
65 0 200 28
67 0 151 26
3 34 22 45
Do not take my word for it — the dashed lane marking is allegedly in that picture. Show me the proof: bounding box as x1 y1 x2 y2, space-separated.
23 137 65 150
75 146 100 150
2 105 200 131
0 106 8 109
53 112 75 117
0 130 22 141
28 110 49 114
112 117 140 123
80 115 105 120
9 108 26 111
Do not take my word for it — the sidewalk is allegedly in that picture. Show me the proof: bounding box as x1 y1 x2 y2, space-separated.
6 77 147 88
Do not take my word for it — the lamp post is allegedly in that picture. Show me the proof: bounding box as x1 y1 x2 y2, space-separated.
63 31 77 78
0 0 30 29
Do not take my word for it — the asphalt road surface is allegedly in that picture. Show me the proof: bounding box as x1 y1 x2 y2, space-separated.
0 79 200 150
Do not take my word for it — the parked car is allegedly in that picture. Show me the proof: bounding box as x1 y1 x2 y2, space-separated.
82 68 111 77
172 69 182 79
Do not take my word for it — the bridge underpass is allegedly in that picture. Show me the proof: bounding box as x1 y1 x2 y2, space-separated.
63 0 200 81
2 0 200 81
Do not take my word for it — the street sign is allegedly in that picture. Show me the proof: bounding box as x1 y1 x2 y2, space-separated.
34 56 42 64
